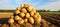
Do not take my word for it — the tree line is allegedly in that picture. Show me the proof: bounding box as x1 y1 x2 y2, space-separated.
36 10 60 12
0 10 15 12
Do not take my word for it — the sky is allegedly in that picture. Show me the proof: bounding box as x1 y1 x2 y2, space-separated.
0 0 60 11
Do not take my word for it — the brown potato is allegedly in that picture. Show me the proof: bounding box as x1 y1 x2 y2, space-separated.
8 18 14 24
35 12 40 15
20 12 25 17
35 16 41 24
25 23 33 27
15 24 20 27
18 19 24 25
14 10 20 15
0 24 1 26
29 17 34 24
31 6 34 9
26 13 30 18
27 6 34 12
14 15 22 21
21 8 27 13
33 10 36 13
20 4 24 8
24 4 29 8
1 24 9 27
16 6 21 11
24 18 28 23
33 14 38 19
38 15 41 18
30 11 34 16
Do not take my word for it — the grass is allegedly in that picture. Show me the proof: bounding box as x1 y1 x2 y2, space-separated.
38 12 60 15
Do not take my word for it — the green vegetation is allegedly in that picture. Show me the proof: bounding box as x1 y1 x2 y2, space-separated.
38 12 60 15
0 10 15 12
36 10 60 15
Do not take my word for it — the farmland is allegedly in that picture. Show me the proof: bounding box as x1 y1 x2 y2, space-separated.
0 12 13 18
0 11 60 27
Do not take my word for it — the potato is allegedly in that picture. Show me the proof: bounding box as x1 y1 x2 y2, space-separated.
24 18 28 23
18 19 24 25
20 4 24 8
31 6 34 11
38 15 41 18
33 10 36 13
20 12 25 17
25 23 33 27
15 24 20 27
27 6 33 12
15 10 20 15
24 4 29 8
16 6 21 11
30 11 34 16
33 14 38 19
14 15 22 20
1 24 9 27
26 13 30 18
8 18 14 24
35 12 40 15
35 17 41 24
0 24 1 26
29 17 34 24
21 8 27 13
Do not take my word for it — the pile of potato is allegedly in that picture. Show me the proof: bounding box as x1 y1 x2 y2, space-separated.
8 4 41 25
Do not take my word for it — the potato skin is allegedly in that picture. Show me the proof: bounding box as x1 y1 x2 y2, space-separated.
35 12 40 15
24 4 29 8
29 17 34 24
1 24 9 27
18 19 24 25
21 8 27 13
35 16 41 24
25 13 30 18
16 6 21 11
20 4 25 8
24 18 28 23
30 11 34 17
33 10 36 13
20 12 25 17
14 10 20 15
33 14 38 19
14 15 22 21
8 18 14 24
27 6 33 12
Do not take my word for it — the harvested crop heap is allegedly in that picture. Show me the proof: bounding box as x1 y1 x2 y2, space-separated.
8 4 41 25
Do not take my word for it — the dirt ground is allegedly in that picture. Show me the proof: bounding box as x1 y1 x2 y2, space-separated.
0 12 13 18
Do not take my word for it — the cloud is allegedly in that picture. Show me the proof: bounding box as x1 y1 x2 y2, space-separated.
15 0 32 5
15 0 42 6
38 0 60 11
0 0 16 10
0 0 60 11
0 0 42 10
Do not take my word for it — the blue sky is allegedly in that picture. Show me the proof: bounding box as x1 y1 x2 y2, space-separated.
0 0 60 11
